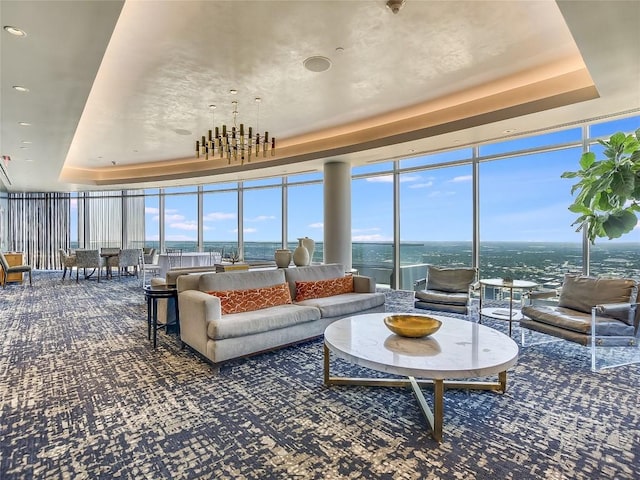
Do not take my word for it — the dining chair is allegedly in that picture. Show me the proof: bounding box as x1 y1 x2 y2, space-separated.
75 249 104 283
0 252 33 288
140 249 161 286
113 248 143 279
59 248 77 281
165 248 183 269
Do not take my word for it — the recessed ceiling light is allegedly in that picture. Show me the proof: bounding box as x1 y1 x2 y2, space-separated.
19 146 28 149
18 122 31 126
303 56 332 73
4 26 27 37
503 129 517 134
13 85 29 92
229 89 238 95
174 128 191 136
25 159 33 162
21 141 32 144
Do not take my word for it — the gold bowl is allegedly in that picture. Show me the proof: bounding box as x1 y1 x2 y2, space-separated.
383 314 442 338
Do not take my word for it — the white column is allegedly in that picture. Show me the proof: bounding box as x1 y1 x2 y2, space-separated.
324 161 351 270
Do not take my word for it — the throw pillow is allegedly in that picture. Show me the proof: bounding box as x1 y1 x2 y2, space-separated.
295 276 354 302
208 282 292 315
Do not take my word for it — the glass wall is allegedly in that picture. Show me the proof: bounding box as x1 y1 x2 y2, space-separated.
243 184 282 261
163 187 198 252
352 173 394 286
287 181 323 263
6 113 638 285
399 163 473 289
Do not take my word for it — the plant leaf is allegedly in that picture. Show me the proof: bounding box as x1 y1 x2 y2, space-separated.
579 152 596 169
602 209 639 239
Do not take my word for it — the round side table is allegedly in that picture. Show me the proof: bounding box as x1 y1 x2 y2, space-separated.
143 284 180 348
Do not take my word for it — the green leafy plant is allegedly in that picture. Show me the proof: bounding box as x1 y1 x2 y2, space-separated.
561 128 640 243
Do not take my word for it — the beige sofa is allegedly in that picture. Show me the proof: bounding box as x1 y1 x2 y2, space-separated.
178 263 386 364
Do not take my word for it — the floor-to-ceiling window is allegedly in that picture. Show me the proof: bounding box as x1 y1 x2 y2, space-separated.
202 182 239 257
163 186 198 252
243 179 282 261
144 189 160 250
287 173 323 263
399 149 474 289
478 129 584 289
352 163 394 286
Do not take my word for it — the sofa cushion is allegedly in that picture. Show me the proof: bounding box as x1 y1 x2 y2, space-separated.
415 289 468 306
521 305 636 336
206 304 320 340
427 266 476 293
558 274 638 324
284 263 345 300
295 276 353 301
199 269 286 292
208 283 292 315
295 292 386 318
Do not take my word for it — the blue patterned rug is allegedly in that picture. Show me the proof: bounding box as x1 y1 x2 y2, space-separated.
1 272 638 479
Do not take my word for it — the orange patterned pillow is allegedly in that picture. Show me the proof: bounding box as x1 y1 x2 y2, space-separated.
295 276 354 302
208 283 292 315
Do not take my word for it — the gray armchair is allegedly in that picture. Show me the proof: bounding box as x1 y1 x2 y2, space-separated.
59 248 77 281
521 274 640 371
75 249 105 283
414 265 477 315
113 248 142 279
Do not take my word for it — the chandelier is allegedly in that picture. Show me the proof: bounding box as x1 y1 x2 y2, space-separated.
195 95 275 164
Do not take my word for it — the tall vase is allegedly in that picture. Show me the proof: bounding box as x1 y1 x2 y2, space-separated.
274 249 292 268
293 239 309 267
301 237 315 265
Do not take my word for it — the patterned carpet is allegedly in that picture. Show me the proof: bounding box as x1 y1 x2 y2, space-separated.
1 272 638 479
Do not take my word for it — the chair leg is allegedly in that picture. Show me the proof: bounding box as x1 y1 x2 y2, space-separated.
29 270 32 286
62 267 67 280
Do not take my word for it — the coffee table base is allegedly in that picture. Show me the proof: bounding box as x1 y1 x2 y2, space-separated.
323 344 508 442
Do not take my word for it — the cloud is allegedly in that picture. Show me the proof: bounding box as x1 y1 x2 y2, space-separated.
409 181 434 189
309 222 324 229
366 174 422 183
352 233 393 241
168 221 198 231
145 206 159 214
352 227 381 234
449 175 472 183
204 212 235 221
233 227 257 233
246 215 276 222
70 199 77 209
165 213 185 222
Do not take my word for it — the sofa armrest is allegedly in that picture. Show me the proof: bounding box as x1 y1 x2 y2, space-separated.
353 275 376 293
178 290 222 355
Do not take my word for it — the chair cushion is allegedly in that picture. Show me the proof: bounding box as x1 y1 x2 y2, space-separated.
427 266 476 293
415 289 468 306
295 276 353 302
207 282 292 315
558 274 638 324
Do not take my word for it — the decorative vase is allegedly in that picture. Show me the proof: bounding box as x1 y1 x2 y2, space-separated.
301 237 315 265
274 249 292 268
293 239 309 267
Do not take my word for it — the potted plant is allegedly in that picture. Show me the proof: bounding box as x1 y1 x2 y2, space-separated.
561 128 640 243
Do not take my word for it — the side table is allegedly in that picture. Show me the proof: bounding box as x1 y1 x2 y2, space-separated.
478 278 537 336
143 284 180 348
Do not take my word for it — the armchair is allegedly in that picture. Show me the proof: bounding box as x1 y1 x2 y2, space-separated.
59 248 77 281
521 274 640 371
0 252 32 288
414 265 477 315
75 249 105 283
113 248 142 279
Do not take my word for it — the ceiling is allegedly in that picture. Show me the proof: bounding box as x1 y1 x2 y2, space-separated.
1 0 639 193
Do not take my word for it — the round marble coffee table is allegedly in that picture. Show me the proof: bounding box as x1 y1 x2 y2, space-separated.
323 313 519 442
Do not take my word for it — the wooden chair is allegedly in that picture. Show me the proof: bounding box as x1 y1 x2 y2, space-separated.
0 252 32 288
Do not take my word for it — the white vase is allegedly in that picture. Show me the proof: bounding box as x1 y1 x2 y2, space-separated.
274 249 292 268
301 237 315 265
293 239 309 267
